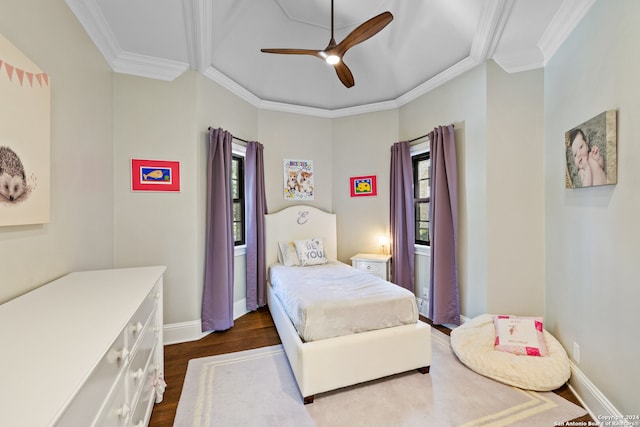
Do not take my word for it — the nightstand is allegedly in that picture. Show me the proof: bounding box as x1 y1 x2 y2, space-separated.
350 253 392 281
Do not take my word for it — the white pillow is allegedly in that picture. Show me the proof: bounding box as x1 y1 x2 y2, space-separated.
277 241 300 266
293 238 328 266
493 315 549 357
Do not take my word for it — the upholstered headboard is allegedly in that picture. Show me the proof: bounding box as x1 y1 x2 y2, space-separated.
264 205 337 269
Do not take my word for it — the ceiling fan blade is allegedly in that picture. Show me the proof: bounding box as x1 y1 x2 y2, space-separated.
335 11 393 57
334 61 354 88
261 48 323 59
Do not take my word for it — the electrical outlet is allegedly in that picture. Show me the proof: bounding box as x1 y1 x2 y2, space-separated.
573 341 580 364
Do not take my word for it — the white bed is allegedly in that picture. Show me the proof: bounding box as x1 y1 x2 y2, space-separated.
265 205 432 404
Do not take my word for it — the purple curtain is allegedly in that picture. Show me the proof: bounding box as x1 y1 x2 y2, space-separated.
390 141 415 292
428 124 460 325
202 128 234 332
245 141 267 311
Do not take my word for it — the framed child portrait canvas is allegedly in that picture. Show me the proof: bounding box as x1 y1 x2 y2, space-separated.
565 110 617 189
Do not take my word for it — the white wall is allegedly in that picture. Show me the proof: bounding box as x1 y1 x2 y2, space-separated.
399 64 489 318
113 72 259 326
486 61 545 315
0 0 114 303
544 0 639 416
332 110 399 262
113 72 199 325
258 109 333 214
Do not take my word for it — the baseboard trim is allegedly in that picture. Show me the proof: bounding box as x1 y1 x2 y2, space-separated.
163 298 249 345
568 361 629 424
447 315 624 423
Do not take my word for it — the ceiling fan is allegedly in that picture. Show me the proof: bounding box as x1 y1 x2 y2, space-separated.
260 0 393 88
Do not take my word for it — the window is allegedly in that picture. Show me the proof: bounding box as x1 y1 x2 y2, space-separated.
413 151 430 246
231 154 245 246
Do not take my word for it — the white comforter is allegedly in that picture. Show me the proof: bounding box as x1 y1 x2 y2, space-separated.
269 261 418 342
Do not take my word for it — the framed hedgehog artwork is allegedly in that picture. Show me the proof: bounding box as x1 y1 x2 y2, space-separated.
0 33 51 226
131 158 181 192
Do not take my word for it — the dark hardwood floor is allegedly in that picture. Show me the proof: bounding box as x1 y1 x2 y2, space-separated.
148 307 592 426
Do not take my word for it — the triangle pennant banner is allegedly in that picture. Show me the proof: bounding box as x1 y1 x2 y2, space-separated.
0 58 49 88
5 63 14 81
16 68 24 86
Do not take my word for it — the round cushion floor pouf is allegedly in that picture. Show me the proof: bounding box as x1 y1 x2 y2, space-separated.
449 314 571 391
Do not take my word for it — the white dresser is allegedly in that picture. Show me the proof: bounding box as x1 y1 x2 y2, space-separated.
350 253 392 281
0 266 166 427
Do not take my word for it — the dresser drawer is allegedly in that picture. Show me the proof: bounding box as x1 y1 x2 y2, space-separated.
94 372 129 427
127 282 160 347
353 260 385 279
129 351 160 427
57 328 129 426
127 311 158 397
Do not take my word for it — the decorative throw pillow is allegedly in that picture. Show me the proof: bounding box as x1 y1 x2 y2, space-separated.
277 241 300 266
493 315 549 357
293 238 328 266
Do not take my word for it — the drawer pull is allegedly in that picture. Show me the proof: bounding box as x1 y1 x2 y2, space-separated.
130 322 143 334
133 421 144 427
132 368 144 381
117 347 130 362
116 403 130 419
366 265 371 270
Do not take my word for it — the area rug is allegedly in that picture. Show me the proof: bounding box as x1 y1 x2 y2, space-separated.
174 330 586 427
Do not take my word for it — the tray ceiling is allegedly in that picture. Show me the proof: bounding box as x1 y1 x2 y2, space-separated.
66 0 596 117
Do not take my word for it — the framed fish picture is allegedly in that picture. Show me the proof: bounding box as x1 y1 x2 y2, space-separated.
131 158 180 192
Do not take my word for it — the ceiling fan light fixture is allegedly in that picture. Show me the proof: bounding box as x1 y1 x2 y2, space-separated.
260 0 393 88
325 54 340 65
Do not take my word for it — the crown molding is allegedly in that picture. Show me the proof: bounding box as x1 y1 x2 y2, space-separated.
493 0 596 74
182 0 211 72
65 0 121 67
113 52 189 82
68 0 596 117
470 0 514 61
395 56 480 108
66 0 189 81
537 0 597 65
493 47 545 73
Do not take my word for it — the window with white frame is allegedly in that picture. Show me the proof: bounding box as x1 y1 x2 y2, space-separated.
411 141 430 246
231 143 246 247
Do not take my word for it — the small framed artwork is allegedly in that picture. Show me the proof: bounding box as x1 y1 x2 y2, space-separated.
350 175 377 197
284 159 314 201
565 110 617 189
131 158 180 192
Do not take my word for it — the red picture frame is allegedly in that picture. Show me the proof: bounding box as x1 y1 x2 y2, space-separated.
350 175 377 197
131 158 181 192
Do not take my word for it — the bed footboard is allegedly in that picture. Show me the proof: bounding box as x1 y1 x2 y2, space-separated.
268 286 432 402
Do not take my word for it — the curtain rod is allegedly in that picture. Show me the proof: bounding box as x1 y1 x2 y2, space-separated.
407 124 455 143
408 134 429 143
207 127 249 143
